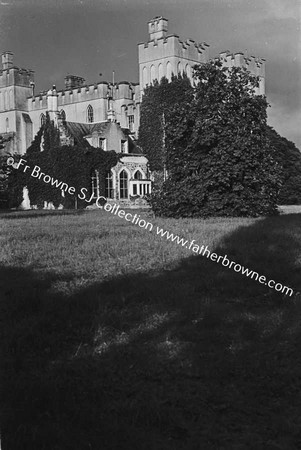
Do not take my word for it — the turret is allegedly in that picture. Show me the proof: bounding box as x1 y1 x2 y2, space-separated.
1 51 14 70
148 17 168 41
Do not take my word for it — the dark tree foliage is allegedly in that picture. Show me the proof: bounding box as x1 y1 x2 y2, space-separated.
8 114 118 209
148 60 282 218
138 73 194 172
0 135 14 208
267 126 301 205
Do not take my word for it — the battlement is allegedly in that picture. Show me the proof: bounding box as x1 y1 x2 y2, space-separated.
218 50 265 94
0 66 34 88
139 35 209 64
0 52 35 88
28 80 139 111
218 50 265 78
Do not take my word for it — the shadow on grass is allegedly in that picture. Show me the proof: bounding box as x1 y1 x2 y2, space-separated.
0 209 86 220
1 214 301 449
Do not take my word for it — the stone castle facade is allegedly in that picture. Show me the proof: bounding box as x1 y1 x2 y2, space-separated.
0 16 266 208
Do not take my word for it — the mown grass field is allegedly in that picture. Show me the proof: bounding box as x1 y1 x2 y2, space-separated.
1 209 301 449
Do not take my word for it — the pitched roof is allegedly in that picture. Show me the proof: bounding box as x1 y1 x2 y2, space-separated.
64 120 143 154
64 121 109 143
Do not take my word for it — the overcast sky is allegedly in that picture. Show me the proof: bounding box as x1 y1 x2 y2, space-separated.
0 0 300 148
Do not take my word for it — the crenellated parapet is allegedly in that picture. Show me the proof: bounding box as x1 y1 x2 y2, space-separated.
138 17 210 90
218 50 265 95
0 17 268 157
139 36 209 65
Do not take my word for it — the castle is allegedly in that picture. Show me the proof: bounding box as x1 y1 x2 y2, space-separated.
0 17 265 208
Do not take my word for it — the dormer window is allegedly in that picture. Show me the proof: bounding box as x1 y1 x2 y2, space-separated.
121 139 127 153
99 138 106 150
60 110 66 121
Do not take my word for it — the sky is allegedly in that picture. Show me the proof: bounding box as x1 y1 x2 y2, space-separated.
0 0 300 148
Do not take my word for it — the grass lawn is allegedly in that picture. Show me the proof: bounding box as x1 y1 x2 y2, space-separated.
1 209 301 449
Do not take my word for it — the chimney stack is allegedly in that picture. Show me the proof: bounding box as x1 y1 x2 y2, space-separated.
64 74 85 90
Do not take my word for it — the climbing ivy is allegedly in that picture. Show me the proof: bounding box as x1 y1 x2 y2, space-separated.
138 73 194 172
8 114 119 209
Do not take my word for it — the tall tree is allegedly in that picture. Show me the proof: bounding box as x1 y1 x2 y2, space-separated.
149 60 282 218
0 135 13 209
267 126 301 205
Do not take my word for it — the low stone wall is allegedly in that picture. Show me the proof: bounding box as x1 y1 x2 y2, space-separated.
87 197 150 210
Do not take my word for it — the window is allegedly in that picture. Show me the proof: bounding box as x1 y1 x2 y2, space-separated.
5 118 9 133
121 140 127 153
186 64 192 79
87 105 94 123
128 115 134 131
150 65 156 83
40 113 46 127
133 170 143 180
105 171 114 199
119 170 128 199
158 63 163 81
143 67 148 87
91 170 99 198
99 138 106 150
166 61 172 81
60 109 66 121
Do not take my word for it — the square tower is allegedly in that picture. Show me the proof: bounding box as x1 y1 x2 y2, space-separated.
0 52 35 154
139 18 210 93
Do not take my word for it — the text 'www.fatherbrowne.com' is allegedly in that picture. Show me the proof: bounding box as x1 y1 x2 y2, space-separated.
7 156 294 297
155 226 294 297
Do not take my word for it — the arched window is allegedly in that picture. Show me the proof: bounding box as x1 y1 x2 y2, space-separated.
177 62 183 75
150 65 156 84
5 118 9 133
133 170 143 180
60 109 66 121
186 64 192 79
4 91 8 110
40 113 46 127
91 169 99 198
119 170 128 199
166 62 172 81
105 170 114 199
158 63 164 82
143 67 148 88
87 105 94 123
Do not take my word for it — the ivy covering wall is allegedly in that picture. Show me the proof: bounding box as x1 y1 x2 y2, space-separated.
8 114 119 209
138 73 194 172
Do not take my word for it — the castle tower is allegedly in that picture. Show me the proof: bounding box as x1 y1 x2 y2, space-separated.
0 51 35 154
138 17 210 93
219 50 265 95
